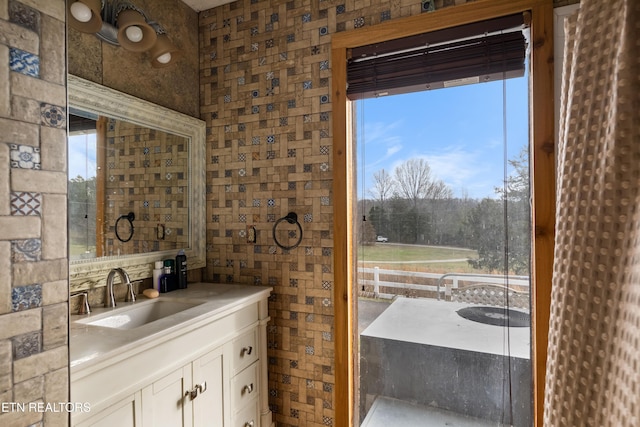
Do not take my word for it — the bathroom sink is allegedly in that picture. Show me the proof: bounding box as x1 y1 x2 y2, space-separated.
76 299 203 330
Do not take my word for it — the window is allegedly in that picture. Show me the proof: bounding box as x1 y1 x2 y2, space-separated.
331 1 555 425
355 71 531 425
68 114 98 259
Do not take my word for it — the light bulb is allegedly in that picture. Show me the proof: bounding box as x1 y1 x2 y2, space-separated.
125 26 144 43
156 52 172 64
70 2 92 23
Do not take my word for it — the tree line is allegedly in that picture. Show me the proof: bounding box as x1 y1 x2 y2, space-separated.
359 150 530 274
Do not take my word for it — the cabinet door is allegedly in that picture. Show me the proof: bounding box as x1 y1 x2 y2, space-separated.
192 346 225 427
142 364 193 427
75 392 141 427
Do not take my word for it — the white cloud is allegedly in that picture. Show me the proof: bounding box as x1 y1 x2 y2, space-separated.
358 119 516 199
361 120 405 169
362 120 402 145
391 146 501 199
386 145 402 157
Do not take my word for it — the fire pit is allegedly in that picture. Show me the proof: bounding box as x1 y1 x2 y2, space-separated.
456 306 530 327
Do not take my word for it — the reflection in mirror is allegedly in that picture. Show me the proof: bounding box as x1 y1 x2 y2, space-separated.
68 112 190 260
68 75 205 291
68 113 98 259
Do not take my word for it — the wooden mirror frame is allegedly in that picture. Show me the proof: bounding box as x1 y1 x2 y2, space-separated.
68 75 206 291
330 0 555 425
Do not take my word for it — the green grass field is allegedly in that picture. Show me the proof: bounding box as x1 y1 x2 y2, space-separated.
69 244 96 258
358 243 481 273
359 244 477 261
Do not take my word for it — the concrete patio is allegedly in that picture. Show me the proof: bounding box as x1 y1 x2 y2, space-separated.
359 297 531 426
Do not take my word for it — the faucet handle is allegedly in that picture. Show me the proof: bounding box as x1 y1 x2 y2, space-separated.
118 269 136 302
70 292 91 315
125 281 137 303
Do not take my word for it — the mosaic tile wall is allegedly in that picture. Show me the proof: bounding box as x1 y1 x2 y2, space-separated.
0 1 69 426
104 119 190 256
199 1 471 426
199 0 575 425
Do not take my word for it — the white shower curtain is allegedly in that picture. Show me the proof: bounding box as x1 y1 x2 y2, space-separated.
545 0 640 426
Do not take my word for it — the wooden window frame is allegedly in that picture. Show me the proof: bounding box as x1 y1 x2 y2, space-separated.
330 0 555 426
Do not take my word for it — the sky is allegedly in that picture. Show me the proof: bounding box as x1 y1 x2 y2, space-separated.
68 133 97 180
356 73 529 200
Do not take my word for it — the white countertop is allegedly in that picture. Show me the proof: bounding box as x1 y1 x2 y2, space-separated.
70 282 272 374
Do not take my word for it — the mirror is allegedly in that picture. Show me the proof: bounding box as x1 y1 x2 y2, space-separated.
68 75 205 291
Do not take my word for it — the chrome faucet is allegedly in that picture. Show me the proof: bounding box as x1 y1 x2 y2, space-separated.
105 268 135 307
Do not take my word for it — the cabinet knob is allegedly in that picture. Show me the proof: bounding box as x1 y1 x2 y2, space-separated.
242 383 254 395
244 421 255 427
241 346 253 356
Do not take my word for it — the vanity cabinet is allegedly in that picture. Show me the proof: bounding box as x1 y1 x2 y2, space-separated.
230 329 261 427
191 348 226 426
75 393 141 427
141 346 224 427
70 285 273 427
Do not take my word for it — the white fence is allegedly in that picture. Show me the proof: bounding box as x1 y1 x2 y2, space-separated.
358 267 530 300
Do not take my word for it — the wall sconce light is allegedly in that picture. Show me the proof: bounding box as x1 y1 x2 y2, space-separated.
67 0 180 68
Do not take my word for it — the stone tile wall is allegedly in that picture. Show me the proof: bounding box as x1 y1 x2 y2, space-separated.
200 0 575 426
199 1 469 426
0 1 68 426
103 119 190 256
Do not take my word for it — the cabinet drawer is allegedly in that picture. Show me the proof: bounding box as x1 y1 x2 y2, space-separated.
232 328 258 375
231 361 259 411
231 398 259 427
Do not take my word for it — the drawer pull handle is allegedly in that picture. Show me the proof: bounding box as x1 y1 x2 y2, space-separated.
197 381 207 394
186 388 198 400
242 383 254 394
244 421 255 427
186 382 207 400
241 346 253 356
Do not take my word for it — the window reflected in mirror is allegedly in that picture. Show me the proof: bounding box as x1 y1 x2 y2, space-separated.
68 114 98 260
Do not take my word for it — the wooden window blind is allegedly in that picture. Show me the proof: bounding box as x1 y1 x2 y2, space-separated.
346 13 527 99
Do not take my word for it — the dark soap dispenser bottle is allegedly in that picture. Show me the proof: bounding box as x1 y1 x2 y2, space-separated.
176 249 187 289
159 267 174 293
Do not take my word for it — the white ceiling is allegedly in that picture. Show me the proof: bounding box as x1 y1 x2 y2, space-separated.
181 0 235 12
